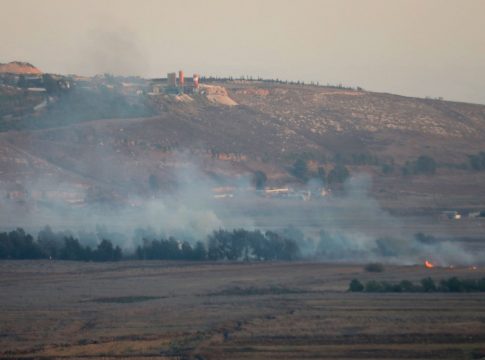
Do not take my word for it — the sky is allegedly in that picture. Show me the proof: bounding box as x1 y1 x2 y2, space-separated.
1 0 484 104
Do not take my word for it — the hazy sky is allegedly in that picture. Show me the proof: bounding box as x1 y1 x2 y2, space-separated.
1 0 484 104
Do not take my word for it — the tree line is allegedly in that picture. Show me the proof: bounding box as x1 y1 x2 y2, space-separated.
136 229 300 261
0 228 122 261
349 277 485 293
0 228 301 262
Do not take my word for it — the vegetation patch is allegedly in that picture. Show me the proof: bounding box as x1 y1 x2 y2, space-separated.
349 277 485 293
364 262 385 272
89 296 163 304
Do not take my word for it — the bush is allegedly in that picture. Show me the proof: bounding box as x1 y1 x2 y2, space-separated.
252 170 267 190
381 163 394 174
421 277 437 292
415 155 437 175
364 263 384 272
365 280 384 292
327 164 350 184
291 159 309 182
349 279 364 292
468 151 485 171
401 155 437 176
351 277 485 293
399 280 418 292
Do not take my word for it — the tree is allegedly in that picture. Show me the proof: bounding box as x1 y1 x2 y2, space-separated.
421 277 437 292
364 263 384 272
468 152 485 171
0 228 44 259
17 75 27 88
291 159 309 182
327 164 350 184
93 239 122 261
60 237 87 261
37 225 65 259
252 170 267 190
193 241 207 260
42 74 60 94
349 279 364 292
381 163 394 175
317 166 326 183
181 241 193 259
440 277 464 292
365 280 384 292
414 155 436 175
399 280 416 292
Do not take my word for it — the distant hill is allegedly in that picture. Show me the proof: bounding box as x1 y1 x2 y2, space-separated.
1 77 485 211
0 61 42 74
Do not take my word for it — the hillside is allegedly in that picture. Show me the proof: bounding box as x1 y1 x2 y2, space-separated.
1 78 485 218
0 61 42 74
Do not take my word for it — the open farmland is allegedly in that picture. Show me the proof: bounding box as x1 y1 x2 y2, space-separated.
1 261 485 359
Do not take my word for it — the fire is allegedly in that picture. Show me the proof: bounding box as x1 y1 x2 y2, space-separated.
424 260 434 269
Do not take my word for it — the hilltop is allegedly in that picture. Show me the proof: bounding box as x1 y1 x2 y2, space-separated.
1 72 485 216
0 61 42 74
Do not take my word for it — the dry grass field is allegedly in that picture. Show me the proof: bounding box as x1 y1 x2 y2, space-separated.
1 260 485 359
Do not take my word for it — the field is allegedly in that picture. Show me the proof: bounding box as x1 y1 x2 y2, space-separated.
1 261 485 359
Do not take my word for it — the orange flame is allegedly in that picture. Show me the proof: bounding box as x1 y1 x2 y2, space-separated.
424 260 434 269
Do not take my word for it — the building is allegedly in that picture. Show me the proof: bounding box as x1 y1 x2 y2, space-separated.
151 70 200 95
167 72 177 87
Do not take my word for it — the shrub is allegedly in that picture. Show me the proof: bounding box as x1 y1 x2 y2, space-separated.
252 170 267 190
478 278 485 292
349 279 364 292
381 163 394 174
440 277 464 292
364 263 384 272
327 164 350 184
352 277 485 293
415 155 437 175
291 159 309 182
421 277 437 292
365 280 384 292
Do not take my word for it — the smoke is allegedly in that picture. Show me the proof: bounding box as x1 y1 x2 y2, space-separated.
0 150 257 251
0 122 482 265
79 26 148 76
4 168 482 265
309 174 482 266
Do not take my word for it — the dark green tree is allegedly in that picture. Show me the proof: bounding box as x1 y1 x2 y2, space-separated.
42 74 60 94
252 170 267 190
349 279 364 292
421 277 437 292
193 241 207 260
317 166 326 183
414 155 436 175
291 159 309 182
327 164 350 184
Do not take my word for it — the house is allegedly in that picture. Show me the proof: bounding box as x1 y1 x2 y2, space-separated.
441 211 461 220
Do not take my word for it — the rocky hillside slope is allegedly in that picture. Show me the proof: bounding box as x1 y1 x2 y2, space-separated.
1 79 485 211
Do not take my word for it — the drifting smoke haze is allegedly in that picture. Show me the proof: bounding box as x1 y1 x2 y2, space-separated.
1 161 482 265
80 26 148 77
0 63 481 265
0 149 258 249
